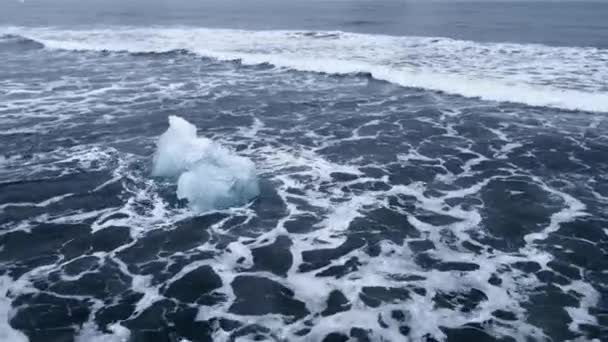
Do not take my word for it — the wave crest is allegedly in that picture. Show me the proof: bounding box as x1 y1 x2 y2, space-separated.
3 26 607 112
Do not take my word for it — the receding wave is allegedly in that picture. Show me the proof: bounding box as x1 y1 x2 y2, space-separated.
3 26 607 112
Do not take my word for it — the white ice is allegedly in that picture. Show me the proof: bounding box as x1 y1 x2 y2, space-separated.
152 115 259 212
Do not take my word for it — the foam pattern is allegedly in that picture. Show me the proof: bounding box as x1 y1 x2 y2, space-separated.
0 26 607 342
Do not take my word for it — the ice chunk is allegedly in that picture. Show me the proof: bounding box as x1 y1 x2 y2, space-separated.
152 115 209 178
152 116 259 212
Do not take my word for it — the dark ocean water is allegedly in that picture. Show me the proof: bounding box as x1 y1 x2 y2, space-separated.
1 1 607 342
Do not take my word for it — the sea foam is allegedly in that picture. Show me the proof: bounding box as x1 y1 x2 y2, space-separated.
4 26 608 112
152 116 259 212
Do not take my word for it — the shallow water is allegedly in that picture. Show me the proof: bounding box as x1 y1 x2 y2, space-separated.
0 1 607 342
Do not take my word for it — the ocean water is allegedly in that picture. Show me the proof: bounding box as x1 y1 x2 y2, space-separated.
1 1 608 341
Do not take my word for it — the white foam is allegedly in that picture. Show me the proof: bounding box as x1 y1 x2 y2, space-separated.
524 178 588 244
75 322 130 342
3 26 608 112
566 306 598 333
0 193 74 212
130 274 162 314
1 25 604 342
0 276 28 342
152 116 259 212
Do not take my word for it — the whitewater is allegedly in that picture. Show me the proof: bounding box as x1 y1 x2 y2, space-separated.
1 4 608 341
2 26 607 113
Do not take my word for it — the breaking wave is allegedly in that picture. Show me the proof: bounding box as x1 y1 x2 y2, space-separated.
2 26 607 112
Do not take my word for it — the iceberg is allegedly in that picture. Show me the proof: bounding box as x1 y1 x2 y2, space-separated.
152 116 259 212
